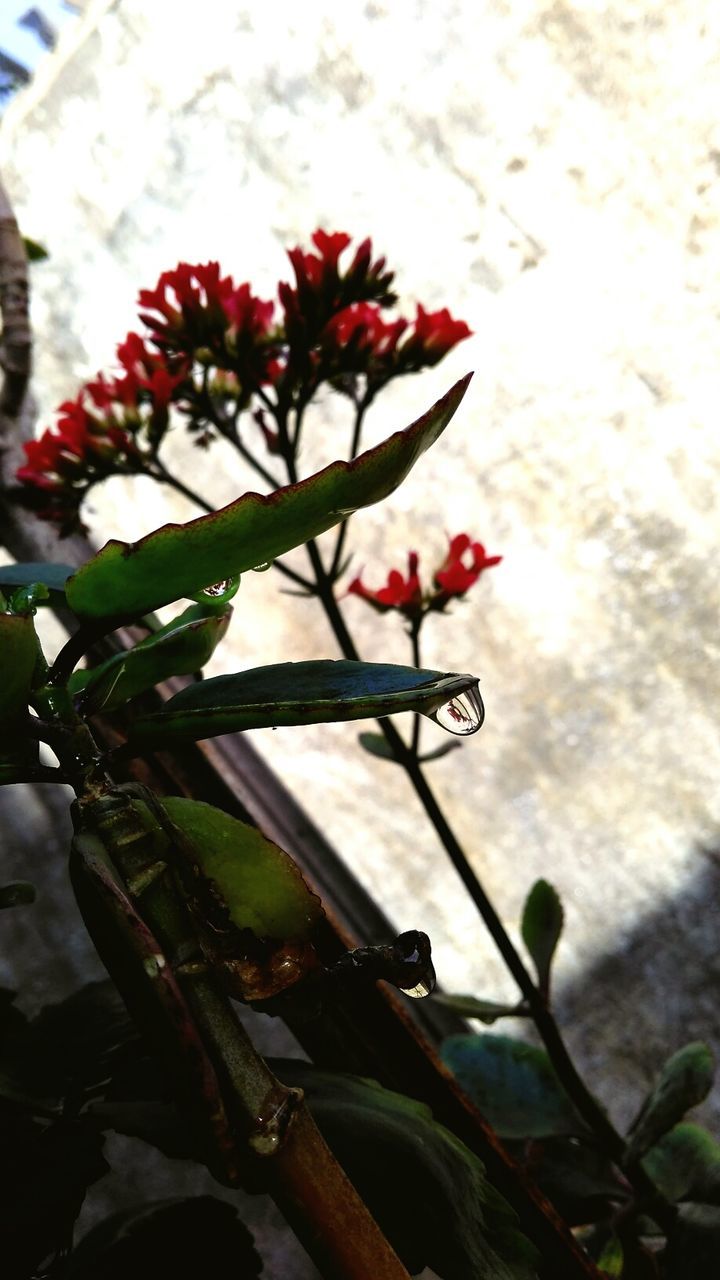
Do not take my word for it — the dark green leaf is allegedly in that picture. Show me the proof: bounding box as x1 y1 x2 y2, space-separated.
432 994 526 1024
84 1099 198 1162
68 1197 262 1279
65 376 471 620
626 1043 715 1162
0 1115 108 1280
663 1203 720 1278
273 1059 538 1280
69 603 232 712
513 1136 627 1226
642 1123 720 1205
126 660 480 747
22 235 49 262
0 561 73 602
521 879 564 995
3 980 140 1103
358 730 400 761
0 880 36 909
441 1033 589 1139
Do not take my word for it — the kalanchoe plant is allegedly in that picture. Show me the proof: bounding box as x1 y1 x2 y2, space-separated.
5 226 718 1278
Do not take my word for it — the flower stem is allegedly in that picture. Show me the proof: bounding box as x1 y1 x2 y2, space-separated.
328 400 369 581
297 545 677 1231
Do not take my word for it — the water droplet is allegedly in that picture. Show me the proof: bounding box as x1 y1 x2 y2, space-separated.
426 685 484 736
252 561 273 573
192 575 241 604
401 974 436 999
392 930 436 999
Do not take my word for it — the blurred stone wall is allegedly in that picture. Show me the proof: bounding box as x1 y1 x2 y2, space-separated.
2 0 720 1164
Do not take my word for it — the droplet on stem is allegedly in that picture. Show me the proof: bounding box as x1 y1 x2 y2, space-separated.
425 684 484 737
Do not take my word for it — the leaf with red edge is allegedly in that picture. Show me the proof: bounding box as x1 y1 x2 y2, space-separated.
65 376 471 621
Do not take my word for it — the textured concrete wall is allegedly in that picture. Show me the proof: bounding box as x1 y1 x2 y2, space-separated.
2 0 720 1171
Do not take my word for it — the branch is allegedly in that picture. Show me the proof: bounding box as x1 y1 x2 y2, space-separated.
0 176 30 415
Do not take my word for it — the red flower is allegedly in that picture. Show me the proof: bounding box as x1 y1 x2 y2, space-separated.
138 263 276 380
347 535 501 621
399 305 472 368
322 302 408 367
15 386 145 534
348 551 422 619
432 534 502 604
280 230 397 350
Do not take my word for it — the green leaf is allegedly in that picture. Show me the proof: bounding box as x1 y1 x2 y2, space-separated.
432 994 526 1023
22 235 49 262
626 1043 715 1163
69 603 232 713
514 1136 627 1226
159 796 323 941
521 880 564 995
595 1232 624 1276
67 1198 263 1279
0 561 73 603
0 881 36 909
0 612 39 773
0 613 37 721
65 375 471 621
441 1033 589 1139
642 1123 720 1204
126 660 479 747
273 1059 538 1280
358 730 399 761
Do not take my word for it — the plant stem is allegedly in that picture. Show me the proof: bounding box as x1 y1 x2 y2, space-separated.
76 787 410 1279
328 399 369 581
297 543 677 1231
152 461 216 512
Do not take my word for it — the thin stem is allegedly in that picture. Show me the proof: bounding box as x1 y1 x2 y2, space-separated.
0 764 67 785
298 542 677 1231
328 400 369 581
152 461 215 513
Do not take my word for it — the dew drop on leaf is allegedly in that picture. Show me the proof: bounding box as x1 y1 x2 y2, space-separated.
426 685 484 736
192 575 241 604
252 561 273 573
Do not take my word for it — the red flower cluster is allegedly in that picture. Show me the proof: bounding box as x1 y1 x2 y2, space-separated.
348 535 501 621
138 262 278 385
16 332 187 533
16 230 472 529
